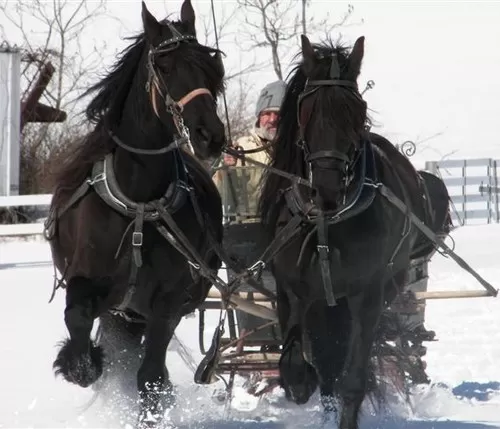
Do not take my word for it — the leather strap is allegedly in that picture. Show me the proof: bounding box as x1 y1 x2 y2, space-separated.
378 184 497 297
133 203 145 268
316 213 337 306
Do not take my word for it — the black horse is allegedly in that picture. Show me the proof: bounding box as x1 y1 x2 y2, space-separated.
45 1 226 427
259 35 450 428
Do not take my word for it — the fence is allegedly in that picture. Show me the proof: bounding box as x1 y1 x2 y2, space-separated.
0 42 21 196
425 158 500 226
0 194 51 236
2 156 500 236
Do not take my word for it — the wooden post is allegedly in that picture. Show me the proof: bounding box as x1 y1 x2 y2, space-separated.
20 61 66 130
494 160 499 223
414 290 494 300
206 287 496 321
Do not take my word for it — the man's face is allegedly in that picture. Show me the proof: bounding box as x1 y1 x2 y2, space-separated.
258 110 279 139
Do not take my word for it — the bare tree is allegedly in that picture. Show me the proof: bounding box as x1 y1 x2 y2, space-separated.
0 0 108 194
191 2 262 146
219 77 255 144
196 2 267 83
411 130 452 159
1 0 107 113
236 0 361 80
198 3 237 47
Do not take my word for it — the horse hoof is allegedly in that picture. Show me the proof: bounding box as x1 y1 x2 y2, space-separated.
137 382 175 429
137 415 161 429
137 410 175 429
321 395 338 426
53 339 104 387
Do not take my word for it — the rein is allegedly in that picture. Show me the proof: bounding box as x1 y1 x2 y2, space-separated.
108 129 189 155
222 146 313 188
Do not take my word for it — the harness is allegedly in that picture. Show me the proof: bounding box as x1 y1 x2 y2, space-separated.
44 26 498 383
218 52 498 309
44 22 229 314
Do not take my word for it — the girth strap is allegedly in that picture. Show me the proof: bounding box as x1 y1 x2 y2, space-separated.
316 213 337 306
133 203 145 268
115 203 145 311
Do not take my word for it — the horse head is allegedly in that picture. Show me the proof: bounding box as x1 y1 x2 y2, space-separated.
297 35 367 211
139 0 226 160
83 0 226 163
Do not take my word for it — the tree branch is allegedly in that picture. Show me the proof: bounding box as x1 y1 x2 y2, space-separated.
236 0 360 81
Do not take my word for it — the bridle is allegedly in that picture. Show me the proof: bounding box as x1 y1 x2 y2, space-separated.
111 21 223 156
296 53 366 187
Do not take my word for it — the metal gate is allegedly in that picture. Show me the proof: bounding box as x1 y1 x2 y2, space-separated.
425 158 500 226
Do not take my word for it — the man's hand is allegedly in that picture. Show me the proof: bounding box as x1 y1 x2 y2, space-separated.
223 152 237 166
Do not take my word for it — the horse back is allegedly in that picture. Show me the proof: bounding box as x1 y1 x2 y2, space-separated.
369 132 451 257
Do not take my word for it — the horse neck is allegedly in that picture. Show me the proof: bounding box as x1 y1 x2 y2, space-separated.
112 72 179 203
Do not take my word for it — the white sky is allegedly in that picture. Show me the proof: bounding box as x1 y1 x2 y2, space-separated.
2 0 500 168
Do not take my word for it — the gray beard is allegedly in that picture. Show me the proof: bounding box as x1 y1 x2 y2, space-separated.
254 126 276 142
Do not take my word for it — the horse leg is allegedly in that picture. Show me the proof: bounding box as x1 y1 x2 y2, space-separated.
339 284 384 429
276 280 318 404
136 295 183 429
305 299 351 423
53 276 107 387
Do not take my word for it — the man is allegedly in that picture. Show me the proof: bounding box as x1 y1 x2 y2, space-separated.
213 80 287 397
214 80 287 222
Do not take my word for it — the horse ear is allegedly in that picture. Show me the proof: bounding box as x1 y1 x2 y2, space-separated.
214 51 225 77
180 0 196 34
301 34 315 61
142 1 161 43
347 36 365 81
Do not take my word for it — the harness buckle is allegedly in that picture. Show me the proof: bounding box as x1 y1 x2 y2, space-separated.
248 260 265 280
364 179 382 189
132 232 143 247
248 260 265 273
86 173 105 186
188 260 201 270
177 181 192 192
317 244 330 257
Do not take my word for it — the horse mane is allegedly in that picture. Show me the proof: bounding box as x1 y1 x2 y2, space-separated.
49 19 224 212
258 64 306 232
259 39 352 232
48 32 146 211
84 33 147 126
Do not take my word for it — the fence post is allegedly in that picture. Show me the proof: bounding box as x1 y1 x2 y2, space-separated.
462 160 467 225
494 160 499 223
425 161 438 174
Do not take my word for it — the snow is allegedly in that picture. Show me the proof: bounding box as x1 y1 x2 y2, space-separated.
1 224 499 428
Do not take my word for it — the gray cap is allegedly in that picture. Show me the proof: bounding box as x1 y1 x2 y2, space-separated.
255 80 287 117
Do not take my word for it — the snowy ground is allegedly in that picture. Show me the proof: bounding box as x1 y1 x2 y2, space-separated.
1 224 499 428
